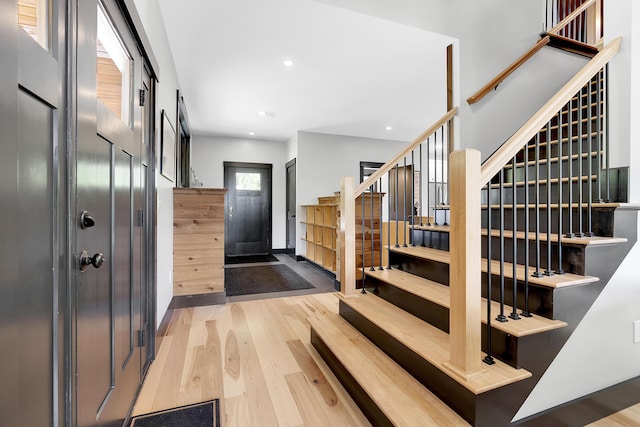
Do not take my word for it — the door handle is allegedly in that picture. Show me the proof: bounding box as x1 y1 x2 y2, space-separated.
79 250 106 272
229 206 233 218
80 211 96 229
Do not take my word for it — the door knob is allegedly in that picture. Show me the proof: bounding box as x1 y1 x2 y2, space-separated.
80 211 96 229
79 250 106 272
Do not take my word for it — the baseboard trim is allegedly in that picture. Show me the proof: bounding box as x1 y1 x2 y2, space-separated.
272 248 291 254
156 305 175 351
514 375 640 426
169 292 226 309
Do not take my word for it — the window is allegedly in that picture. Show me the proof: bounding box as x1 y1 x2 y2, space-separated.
97 3 132 124
18 0 48 49
236 173 261 191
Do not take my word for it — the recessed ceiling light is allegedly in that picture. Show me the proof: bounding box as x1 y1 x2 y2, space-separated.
258 111 267 116
249 132 255 136
283 59 294 67
386 126 393 131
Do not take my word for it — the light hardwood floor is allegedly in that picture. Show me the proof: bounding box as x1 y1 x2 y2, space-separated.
133 262 640 426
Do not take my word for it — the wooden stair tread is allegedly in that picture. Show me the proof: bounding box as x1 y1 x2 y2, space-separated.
487 174 597 188
308 314 470 426
365 269 567 337
544 32 600 57
411 224 626 247
337 293 532 394
389 245 599 289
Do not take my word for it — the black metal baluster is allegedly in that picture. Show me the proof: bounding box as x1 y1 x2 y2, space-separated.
586 77 594 237
545 121 554 276
370 185 376 272
403 156 408 247
426 137 432 226
566 96 575 238
557 110 565 274
419 144 424 226
577 83 585 236
411 150 416 246
595 69 603 203
379 178 384 271
497 169 508 323
441 126 449 226
522 141 532 317
361 193 366 293
395 163 399 247
510 156 520 320
387 170 392 269
484 199 495 365
605 65 611 202
533 133 543 278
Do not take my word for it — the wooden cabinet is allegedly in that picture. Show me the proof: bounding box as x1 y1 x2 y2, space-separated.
173 188 226 300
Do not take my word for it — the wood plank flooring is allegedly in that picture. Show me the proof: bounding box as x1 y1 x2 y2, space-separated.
132 293 371 426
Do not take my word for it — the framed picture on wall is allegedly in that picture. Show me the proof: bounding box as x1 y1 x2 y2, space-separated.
161 109 176 181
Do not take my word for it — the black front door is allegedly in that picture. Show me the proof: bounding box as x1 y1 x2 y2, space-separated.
224 162 272 258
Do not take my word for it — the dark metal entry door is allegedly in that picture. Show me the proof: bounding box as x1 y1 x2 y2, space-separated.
224 162 272 258
0 0 67 425
74 0 146 424
286 159 297 253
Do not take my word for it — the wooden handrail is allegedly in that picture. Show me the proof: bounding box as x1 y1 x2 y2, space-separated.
479 37 621 185
353 108 458 197
548 0 596 35
468 0 599 106
467 36 551 105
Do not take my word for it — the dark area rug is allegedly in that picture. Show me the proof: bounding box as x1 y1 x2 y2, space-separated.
130 399 220 427
225 264 315 296
225 254 279 265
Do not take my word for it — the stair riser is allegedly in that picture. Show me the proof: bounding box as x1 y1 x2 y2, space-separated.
481 206 615 236
483 178 601 206
310 330 394 427
339 300 525 427
390 251 556 318
366 277 540 368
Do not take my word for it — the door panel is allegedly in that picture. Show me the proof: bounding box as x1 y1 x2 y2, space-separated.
224 163 272 257
75 0 143 424
0 0 65 425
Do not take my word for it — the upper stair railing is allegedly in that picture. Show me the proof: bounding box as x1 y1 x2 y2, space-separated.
468 0 602 105
338 36 620 380
474 37 620 365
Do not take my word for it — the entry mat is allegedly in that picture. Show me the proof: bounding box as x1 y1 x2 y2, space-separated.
225 254 279 265
225 264 315 296
130 399 220 427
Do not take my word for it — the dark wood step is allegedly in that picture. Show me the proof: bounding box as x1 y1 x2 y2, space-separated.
544 32 600 58
337 293 531 426
308 313 470 427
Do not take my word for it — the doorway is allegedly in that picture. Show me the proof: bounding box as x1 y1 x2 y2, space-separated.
224 162 273 260
286 159 297 256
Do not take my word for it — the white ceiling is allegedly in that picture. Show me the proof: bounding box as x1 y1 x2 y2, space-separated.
158 0 454 142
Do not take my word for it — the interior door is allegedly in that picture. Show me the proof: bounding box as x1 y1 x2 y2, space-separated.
74 0 145 425
286 159 297 254
0 0 66 425
224 162 272 258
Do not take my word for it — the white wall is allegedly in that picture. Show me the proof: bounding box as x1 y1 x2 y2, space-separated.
133 0 181 327
296 131 409 255
191 136 288 249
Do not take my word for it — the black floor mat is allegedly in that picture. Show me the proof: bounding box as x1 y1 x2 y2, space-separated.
130 400 220 427
225 264 315 296
225 254 279 265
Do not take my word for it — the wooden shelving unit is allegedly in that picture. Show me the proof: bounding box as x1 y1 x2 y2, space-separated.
301 200 338 273
302 192 383 279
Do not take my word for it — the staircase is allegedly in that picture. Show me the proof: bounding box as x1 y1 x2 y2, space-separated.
308 29 638 427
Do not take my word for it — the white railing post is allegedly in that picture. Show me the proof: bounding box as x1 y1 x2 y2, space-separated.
444 149 483 379
339 177 356 295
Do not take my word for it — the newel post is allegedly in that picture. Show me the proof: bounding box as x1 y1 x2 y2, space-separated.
339 177 356 296
444 149 483 379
